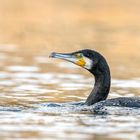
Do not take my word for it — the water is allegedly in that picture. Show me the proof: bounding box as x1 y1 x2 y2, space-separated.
0 44 139 140
0 0 140 139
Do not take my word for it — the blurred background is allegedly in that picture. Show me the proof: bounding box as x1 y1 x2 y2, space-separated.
0 0 140 140
0 0 140 78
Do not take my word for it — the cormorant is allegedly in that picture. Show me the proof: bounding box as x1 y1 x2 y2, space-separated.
50 49 140 113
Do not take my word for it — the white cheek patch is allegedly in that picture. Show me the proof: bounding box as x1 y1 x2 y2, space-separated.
83 56 93 70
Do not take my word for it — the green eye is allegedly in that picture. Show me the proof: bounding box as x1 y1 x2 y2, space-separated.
76 53 83 58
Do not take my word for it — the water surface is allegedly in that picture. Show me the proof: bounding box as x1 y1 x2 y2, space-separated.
0 44 139 140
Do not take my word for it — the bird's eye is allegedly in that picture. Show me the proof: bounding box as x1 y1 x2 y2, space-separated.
75 53 83 58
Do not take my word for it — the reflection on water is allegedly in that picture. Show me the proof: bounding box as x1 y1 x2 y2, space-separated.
0 0 140 139
0 44 139 140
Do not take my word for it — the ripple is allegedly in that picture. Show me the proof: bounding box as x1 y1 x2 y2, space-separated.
112 79 140 88
57 73 84 79
0 80 15 86
59 83 91 90
13 84 56 94
12 72 54 79
0 72 10 79
6 66 40 72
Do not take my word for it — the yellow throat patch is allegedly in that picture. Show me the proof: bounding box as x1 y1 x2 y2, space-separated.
76 57 86 67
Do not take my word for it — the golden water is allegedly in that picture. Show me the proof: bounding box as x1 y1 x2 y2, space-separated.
0 0 140 139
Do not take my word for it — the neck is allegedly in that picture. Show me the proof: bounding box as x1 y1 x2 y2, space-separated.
85 64 111 106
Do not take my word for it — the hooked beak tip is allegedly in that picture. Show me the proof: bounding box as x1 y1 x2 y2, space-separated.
49 52 56 58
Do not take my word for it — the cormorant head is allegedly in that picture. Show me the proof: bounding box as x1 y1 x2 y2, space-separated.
50 49 111 105
50 49 107 74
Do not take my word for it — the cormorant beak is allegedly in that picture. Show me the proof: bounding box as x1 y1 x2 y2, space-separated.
50 52 92 70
